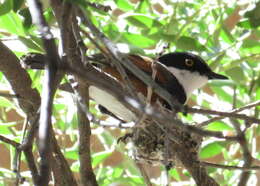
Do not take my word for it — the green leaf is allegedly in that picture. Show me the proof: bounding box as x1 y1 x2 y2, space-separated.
256 87 260 101
176 36 207 51
0 97 14 108
0 11 25 35
225 67 246 83
237 19 252 29
65 150 79 160
241 40 260 53
220 27 234 44
103 24 121 41
206 121 234 131
136 0 149 13
0 0 13 16
200 142 224 159
169 169 181 181
70 161 80 172
122 33 156 48
126 14 162 29
0 122 17 135
111 167 124 178
92 150 112 167
18 36 43 52
0 126 12 135
115 0 134 11
210 86 232 103
209 52 226 70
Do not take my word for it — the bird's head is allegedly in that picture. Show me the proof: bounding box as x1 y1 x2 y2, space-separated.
158 52 228 97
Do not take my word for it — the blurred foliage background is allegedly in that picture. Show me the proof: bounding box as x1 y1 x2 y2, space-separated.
0 0 259 185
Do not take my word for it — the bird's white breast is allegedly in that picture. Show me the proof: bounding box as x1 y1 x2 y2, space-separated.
167 67 208 97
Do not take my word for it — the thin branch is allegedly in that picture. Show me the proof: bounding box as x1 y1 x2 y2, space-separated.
0 93 20 98
231 88 252 186
51 129 78 185
187 107 260 125
198 100 260 127
50 2 97 185
27 0 60 185
0 41 41 114
200 161 260 171
77 94 99 186
23 149 40 184
0 135 20 147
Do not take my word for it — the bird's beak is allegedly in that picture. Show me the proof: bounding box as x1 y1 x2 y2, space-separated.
208 71 228 80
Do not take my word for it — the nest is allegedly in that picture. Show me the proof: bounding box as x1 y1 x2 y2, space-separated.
119 115 202 167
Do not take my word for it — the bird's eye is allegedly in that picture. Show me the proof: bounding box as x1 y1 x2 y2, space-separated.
185 59 194 67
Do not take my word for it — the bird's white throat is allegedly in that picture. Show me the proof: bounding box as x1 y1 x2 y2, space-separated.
167 67 208 97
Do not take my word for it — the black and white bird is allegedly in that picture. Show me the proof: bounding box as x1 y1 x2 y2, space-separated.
89 52 228 122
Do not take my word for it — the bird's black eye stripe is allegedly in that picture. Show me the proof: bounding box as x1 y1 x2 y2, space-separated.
185 59 194 67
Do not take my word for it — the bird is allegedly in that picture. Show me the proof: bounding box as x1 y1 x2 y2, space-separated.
89 52 228 122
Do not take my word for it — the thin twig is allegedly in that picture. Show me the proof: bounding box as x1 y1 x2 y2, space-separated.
188 106 260 127
200 161 260 171
198 100 260 127
0 92 20 98
27 0 60 185
0 135 20 147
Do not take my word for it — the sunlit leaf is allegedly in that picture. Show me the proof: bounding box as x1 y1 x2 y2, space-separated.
169 169 181 181
0 97 14 108
0 126 12 135
115 0 134 11
206 121 234 131
200 142 225 159
225 67 246 83
0 11 25 35
92 151 112 167
210 86 233 103
111 167 124 178
122 33 156 48
126 14 162 29
176 36 207 51
18 36 43 52
65 150 79 160
220 27 234 44
136 0 149 13
71 161 80 172
241 40 260 53
237 19 252 29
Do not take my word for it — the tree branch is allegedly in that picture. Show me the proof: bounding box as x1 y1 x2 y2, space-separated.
27 0 60 185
